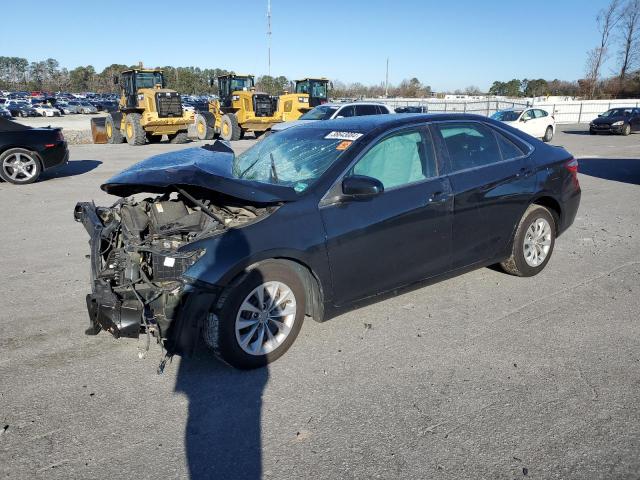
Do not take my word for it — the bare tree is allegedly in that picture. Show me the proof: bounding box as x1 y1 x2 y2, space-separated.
585 0 623 98
618 0 640 80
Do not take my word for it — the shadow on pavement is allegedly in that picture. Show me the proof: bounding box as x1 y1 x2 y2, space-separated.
40 159 102 180
579 157 640 185
174 225 267 480
562 130 592 135
175 349 268 480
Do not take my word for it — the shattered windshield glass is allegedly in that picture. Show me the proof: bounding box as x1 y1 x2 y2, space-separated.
232 128 353 193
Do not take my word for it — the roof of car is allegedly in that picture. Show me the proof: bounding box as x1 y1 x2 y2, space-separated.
296 113 492 132
323 101 387 108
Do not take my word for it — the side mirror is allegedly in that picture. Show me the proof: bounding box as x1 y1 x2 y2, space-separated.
342 175 384 200
597 114 602 117
520 117 528 122
113 75 119 85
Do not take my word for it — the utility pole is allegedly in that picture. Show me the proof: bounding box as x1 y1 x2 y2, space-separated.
385 58 389 97
267 0 272 77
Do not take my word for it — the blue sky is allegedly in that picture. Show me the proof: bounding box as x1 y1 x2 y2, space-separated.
1 0 615 90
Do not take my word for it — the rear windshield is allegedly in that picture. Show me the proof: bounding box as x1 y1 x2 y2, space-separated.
233 127 357 193
300 105 338 120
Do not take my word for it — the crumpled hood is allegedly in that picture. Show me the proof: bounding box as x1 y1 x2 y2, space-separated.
101 141 298 203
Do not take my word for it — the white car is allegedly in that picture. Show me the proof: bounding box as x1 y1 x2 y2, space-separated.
33 104 61 117
491 108 555 142
271 102 394 133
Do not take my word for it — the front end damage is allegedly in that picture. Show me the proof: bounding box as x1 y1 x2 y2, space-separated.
74 189 272 366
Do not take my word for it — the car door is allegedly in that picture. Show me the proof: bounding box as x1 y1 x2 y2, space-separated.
631 109 640 131
519 109 539 137
320 126 453 306
432 121 536 269
534 109 550 136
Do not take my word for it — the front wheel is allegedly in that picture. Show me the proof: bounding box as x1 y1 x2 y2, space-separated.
203 261 305 369
500 205 556 277
543 126 553 142
622 124 631 136
220 113 241 141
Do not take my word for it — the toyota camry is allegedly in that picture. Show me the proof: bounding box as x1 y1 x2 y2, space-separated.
74 114 581 370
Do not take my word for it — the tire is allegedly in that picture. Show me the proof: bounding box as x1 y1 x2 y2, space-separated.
220 113 241 141
195 113 215 140
0 148 42 185
124 113 146 145
622 124 631 136
500 205 556 277
168 131 189 144
203 261 306 369
543 126 553 142
19 111 25 118
589 129 596 135
105 115 124 144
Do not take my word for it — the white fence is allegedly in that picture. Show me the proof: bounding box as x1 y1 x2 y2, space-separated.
365 98 640 124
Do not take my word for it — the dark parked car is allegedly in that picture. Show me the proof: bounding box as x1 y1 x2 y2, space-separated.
589 107 640 135
6 102 38 117
395 106 428 113
0 119 68 184
74 114 581 369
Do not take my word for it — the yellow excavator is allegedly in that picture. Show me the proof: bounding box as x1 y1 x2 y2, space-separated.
105 69 195 145
194 73 312 141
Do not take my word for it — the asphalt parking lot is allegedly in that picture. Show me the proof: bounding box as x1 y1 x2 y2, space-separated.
1 124 639 479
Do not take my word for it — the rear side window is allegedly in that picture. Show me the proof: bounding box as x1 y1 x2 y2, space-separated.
435 122 502 171
534 109 548 118
376 105 390 114
355 104 378 116
494 130 525 160
522 110 535 120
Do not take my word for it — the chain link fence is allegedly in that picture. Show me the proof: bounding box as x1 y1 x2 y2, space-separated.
365 98 640 124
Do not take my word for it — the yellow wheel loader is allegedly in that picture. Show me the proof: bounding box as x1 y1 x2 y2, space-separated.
194 74 311 141
105 69 195 146
294 78 331 107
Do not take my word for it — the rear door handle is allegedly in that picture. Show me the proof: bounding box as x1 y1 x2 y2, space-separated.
427 191 445 203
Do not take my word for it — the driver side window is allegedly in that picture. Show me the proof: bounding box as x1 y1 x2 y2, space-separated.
350 129 435 190
522 110 535 120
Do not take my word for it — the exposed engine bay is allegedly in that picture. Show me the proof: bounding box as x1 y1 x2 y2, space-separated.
74 188 275 367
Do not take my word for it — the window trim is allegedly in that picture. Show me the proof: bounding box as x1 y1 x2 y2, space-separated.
431 119 534 175
319 123 444 207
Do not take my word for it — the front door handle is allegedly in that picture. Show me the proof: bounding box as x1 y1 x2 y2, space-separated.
518 167 533 177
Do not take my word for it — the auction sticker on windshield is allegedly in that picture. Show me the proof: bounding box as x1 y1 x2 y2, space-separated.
324 131 363 141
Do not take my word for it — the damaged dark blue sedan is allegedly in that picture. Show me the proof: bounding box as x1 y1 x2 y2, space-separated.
74 114 581 369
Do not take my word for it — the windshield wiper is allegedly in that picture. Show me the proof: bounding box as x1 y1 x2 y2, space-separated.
270 152 279 184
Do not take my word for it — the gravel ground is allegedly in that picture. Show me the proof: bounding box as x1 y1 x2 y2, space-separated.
0 125 638 479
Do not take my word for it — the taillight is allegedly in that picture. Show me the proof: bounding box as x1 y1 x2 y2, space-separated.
565 157 579 189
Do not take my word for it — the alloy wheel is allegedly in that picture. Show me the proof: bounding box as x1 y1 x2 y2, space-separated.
235 281 297 356
523 217 552 267
2 152 38 182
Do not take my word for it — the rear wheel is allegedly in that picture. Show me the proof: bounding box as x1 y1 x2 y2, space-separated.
195 113 215 140
0 148 42 185
543 126 553 142
105 115 124 144
622 123 631 136
124 113 146 145
220 113 241 141
500 205 556 277
203 261 305 369
168 131 189 144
